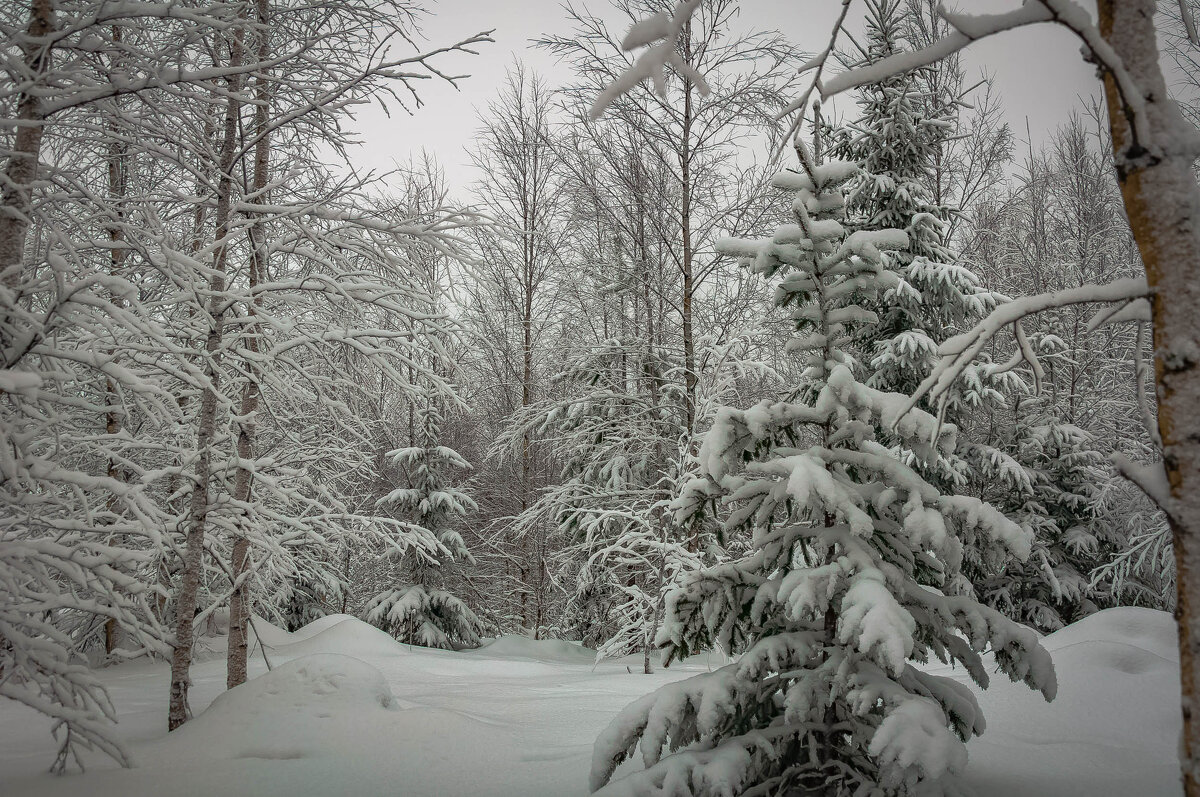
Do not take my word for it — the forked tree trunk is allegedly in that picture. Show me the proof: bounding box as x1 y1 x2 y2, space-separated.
168 21 247 731
226 0 271 692
1097 1 1200 792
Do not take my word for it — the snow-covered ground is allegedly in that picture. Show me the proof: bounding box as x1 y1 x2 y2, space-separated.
0 607 1182 796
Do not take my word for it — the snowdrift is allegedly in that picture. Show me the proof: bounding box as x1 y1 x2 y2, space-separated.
961 607 1180 797
0 607 1182 796
250 614 411 660
167 654 397 762
472 634 598 664
1040 605 1177 661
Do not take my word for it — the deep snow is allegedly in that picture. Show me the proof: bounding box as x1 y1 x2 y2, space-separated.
0 607 1181 796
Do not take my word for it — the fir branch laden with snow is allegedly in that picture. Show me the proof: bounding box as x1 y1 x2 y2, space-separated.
590 149 1056 797
973 397 1111 633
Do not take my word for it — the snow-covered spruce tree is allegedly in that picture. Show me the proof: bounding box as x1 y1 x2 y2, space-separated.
503 336 699 670
825 0 1003 499
827 2 1070 615
365 397 482 649
590 147 1055 796
975 392 1108 632
829 1 995 408
594 0 1200 788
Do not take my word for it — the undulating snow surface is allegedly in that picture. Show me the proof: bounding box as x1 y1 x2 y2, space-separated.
0 608 1180 796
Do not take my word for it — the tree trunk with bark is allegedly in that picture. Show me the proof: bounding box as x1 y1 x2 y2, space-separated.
1097 1 1200 792
226 0 271 692
0 1 54 313
168 22 247 731
679 21 696 439
103 37 130 653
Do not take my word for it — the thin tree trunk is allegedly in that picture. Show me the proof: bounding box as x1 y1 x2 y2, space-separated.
1096 1 1200 792
156 110 217 628
227 0 271 690
103 34 130 653
678 23 702 559
168 21 247 732
680 21 696 440
520 171 537 632
0 0 54 327
638 155 667 676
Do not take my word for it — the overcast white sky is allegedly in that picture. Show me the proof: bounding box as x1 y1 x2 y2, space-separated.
346 0 1103 191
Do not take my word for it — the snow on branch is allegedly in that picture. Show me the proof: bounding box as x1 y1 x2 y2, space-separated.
589 0 1200 160
1112 452 1176 519
589 0 710 119
897 278 1151 429
821 3 1054 99
817 1 1176 160
1086 298 1152 331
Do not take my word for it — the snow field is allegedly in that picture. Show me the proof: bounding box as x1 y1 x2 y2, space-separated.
0 608 1181 796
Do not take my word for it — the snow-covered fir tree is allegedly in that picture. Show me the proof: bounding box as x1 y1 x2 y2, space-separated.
827 0 1003 493
503 337 699 669
590 144 1055 796
976 391 1109 632
365 397 483 649
824 2 1116 636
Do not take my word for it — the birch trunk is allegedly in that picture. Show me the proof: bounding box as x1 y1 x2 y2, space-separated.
1097 1 1200 791
226 0 271 691
168 22 247 731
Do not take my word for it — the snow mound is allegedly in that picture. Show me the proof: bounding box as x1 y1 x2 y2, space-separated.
169 654 396 761
286 613 363 642
472 635 597 664
961 607 1181 795
246 613 295 647
1040 607 1177 663
264 616 409 660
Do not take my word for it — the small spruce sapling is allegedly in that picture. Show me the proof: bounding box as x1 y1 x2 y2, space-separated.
364 398 482 649
977 392 1108 632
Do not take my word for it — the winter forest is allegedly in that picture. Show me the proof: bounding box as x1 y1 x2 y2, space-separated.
1 0 1199 795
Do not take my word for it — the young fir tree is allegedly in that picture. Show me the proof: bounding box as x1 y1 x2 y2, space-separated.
826 1 1109 629
364 397 482 649
977 390 1109 632
828 0 1001 490
589 147 1055 796
504 338 698 670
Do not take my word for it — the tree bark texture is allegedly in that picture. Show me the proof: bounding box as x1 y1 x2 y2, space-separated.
0 1 54 328
1097 1 1200 792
